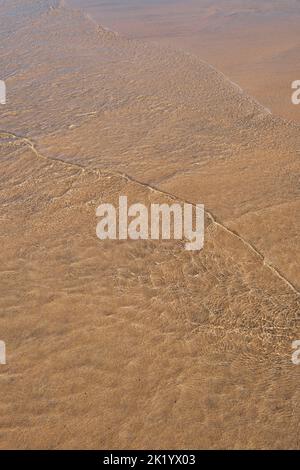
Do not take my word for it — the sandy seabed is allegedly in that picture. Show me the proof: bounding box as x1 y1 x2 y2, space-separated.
0 0 299 449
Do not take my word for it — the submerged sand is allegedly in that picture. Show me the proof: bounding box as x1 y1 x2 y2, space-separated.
0 0 299 449
69 0 300 123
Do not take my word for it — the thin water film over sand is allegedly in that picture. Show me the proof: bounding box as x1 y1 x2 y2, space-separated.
69 0 300 122
0 0 299 450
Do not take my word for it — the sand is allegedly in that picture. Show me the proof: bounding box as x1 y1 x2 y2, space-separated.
0 0 299 449
68 0 300 123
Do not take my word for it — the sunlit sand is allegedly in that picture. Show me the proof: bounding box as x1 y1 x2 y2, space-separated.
69 0 300 122
0 0 299 449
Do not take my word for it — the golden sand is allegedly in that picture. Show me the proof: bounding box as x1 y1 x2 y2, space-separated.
0 0 299 449
70 0 300 122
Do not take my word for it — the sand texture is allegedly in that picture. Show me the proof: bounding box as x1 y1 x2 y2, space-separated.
0 0 299 449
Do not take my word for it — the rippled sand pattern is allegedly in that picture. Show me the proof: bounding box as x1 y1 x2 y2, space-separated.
0 0 299 449
69 0 300 122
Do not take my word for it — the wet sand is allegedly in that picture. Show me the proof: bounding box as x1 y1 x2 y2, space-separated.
0 0 299 449
69 0 300 122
